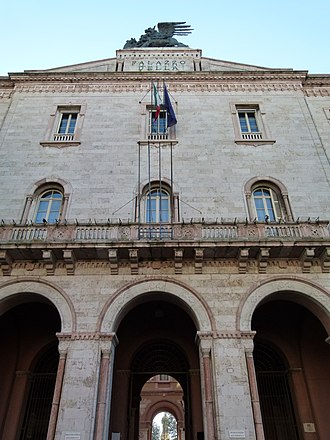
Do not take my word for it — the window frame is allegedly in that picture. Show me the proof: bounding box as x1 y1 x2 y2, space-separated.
34 189 63 224
136 181 179 224
145 187 171 223
231 103 275 146
143 104 176 141
244 177 293 222
40 104 86 148
20 179 71 224
252 187 280 222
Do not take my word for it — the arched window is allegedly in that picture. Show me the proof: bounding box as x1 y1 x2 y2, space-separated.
35 190 63 224
145 188 170 223
245 178 293 222
20 179 71 225
253 187 279 222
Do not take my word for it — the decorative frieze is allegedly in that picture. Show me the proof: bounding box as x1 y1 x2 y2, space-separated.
57 332 117 342
194 248 204 274
238 248 249 274
42 249 56 275
12 81 307 95
0 250 12 276
108 249 119 275
129 249 139 274
174 248 183 274
320 247 330 273
301 247 315 273
258 247 270 274
63 249 76 275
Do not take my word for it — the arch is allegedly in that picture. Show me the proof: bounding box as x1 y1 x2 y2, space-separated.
244 176 289 196
244 176 293 222
21 177 72 224
0 278 76 332
98 277 214 333
138 177 178 195
26 177 72 197
148 402 182 426
238 276 330 335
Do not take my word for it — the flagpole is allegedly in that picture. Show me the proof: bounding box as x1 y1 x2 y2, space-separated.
170 141 174 239
148 140 152 239
159 141 162 239
138 141 141 239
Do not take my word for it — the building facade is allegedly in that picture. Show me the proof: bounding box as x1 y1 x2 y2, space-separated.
0 33 330 440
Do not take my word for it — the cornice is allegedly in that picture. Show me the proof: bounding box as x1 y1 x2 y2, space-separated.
4 70 330 96
9 69 308 83
13 80 306 95
302 75 330 97
0 78 14 98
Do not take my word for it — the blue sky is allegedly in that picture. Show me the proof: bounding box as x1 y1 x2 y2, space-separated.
1 0 329 76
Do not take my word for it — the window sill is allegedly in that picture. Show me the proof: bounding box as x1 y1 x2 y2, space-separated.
235 139 276 147
138 139 178 146
40 141 81 148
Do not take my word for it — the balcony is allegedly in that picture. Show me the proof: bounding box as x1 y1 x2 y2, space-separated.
241 132 263 140
0 219 329 243
53 133 74 142
148 133 168 141
0 220 329 275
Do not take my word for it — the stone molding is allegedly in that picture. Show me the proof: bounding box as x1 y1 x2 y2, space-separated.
56 332 117 342
197 330 256 340
12 82 307 95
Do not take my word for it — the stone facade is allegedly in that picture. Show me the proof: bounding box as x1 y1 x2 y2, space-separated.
0 46 329 440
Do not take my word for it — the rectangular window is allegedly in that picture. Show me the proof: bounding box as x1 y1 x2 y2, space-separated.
55 111 79 141
238 111 259 133
237 108 262 139
58 113 78 135
149 109 168 140
40 104 85 147
231 103 275 146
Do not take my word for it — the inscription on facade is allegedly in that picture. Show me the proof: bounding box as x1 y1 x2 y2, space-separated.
132 59 186 71
228 430 246 438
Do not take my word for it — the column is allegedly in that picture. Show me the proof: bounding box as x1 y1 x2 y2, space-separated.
244 340 265 440
21 195 33 223
282 194 293 221
289 368 318 439
94 334 118 440
198 334 215 440
47 338 69 440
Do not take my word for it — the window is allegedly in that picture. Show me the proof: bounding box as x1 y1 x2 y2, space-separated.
40 104 85 148
145 188 170 223
159 374 170 381
238 110 260 136
56 112 78 139
253 187 279 222
149 108 168 140
136 181 180 226
35 190 63 224
231 103 275 146
20 179 71 224
244 177 293 222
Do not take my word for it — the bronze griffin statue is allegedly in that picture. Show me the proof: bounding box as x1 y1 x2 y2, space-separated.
123 22 193 48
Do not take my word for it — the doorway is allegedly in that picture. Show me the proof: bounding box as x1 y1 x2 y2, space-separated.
109 298 203 440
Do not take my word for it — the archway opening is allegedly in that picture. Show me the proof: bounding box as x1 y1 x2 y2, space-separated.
109 297 203 440
153 411 178 440
140 375 183 440
252 298 330 440
0 295 61 439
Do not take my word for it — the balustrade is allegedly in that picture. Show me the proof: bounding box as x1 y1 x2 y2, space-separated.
0 220 328 244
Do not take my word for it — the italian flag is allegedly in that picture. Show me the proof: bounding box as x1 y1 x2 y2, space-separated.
153 83 161 121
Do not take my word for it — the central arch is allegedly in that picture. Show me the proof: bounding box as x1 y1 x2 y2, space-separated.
103 281 210 440
99 278 214 334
